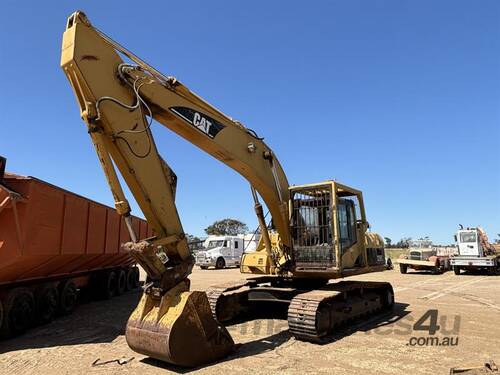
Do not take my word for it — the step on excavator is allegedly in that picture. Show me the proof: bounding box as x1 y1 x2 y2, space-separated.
61 11 394 367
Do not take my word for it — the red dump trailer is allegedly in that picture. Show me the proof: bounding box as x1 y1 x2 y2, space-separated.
0 160 151 338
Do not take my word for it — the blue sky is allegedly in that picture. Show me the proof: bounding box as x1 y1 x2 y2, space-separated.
1 1 498 244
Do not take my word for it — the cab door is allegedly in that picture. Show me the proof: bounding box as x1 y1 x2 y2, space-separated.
232 239 243 265
458 231 480 256
221 239 232 264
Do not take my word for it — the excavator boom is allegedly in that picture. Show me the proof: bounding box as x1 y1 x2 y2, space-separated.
61 10 291 366
61 11 290 251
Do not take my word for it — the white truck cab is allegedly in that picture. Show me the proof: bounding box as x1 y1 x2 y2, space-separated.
456 230 481 256
451 227 499 275
195 236 244 269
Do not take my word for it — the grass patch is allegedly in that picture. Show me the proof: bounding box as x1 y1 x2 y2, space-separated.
385 248 408 260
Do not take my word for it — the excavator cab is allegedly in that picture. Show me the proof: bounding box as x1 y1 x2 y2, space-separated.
291 183 335 269
289 181 378 276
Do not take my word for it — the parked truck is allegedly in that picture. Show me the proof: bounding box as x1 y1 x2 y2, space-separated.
0 159 151 338
398 239 451 274
451 226 500 275
195 236 245 269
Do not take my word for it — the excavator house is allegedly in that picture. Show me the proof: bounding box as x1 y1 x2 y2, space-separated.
61 11 394 367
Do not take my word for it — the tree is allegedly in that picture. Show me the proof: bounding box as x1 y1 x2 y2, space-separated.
185 233 204 252
384 237 392 247
204 218 248 236
496 234 500 244
396 237 412 248
185 233 201 243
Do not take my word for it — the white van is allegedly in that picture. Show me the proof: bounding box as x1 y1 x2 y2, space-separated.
195 236 244 269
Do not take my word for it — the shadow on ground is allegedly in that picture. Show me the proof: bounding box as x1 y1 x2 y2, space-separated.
402 270 499 277
0 289 142 354
458 270 500 276
140 302 410 374
140 330 292 374
401 270 445 275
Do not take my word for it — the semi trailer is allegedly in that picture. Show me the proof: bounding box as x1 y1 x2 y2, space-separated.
0 159 151 338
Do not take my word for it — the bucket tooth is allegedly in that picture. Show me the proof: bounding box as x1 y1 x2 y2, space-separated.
126 280 234 367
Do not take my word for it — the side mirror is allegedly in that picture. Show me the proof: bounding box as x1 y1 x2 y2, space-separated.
454 235 457 243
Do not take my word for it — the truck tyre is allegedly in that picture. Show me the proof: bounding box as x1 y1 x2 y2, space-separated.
131 267 140 289
381 287 395 310
126 268 135 291
432 264 442 275
215 257 226 269
0 299 4 335
1 288 35 337
99 271 117 299
59 280 78 315
453 266 461 275
35 284 58 324
116 269 126 295
399 264 408 274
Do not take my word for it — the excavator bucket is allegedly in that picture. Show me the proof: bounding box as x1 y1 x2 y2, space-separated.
126 280 234 367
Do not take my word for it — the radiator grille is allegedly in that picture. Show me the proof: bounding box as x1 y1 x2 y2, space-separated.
409 251 421 260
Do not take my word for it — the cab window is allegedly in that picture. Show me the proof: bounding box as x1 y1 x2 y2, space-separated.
460 232 476 243
338 199 357 251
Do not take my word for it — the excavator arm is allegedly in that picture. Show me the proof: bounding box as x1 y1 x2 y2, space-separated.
61 11 291 366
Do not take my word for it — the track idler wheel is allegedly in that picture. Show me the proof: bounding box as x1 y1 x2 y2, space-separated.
126 280 234 367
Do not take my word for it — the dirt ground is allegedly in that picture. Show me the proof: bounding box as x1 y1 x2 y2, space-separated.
0 267 499 375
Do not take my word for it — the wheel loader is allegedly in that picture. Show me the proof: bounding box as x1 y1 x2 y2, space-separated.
61 11 394 367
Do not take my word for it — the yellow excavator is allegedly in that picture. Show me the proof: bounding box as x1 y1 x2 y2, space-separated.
61 11 394 367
